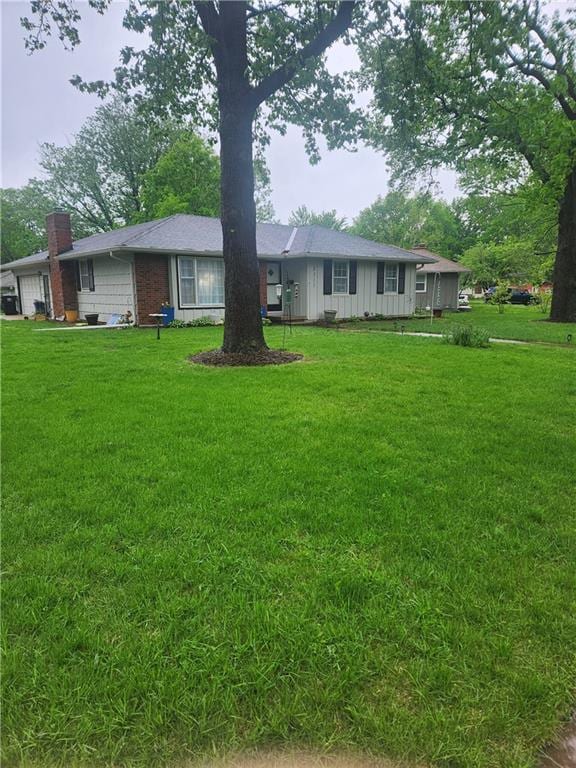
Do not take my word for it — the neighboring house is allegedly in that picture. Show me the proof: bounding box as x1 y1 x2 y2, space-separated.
1 213 436 324
1 270 17 294
410 245 471 311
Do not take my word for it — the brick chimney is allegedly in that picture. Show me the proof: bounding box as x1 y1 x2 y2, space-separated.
46 211 78 317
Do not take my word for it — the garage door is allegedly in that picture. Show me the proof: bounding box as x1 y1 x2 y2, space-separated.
19 274 50 315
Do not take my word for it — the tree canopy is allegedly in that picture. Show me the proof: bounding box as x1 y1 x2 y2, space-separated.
40 97 179 232
352 192 465 258
288 205 347 230
362 0 576 320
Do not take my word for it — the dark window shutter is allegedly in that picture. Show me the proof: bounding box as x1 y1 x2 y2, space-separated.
88 259 95 292
349 260 357 294
376 262 384 294
75 261 81 292
323 259 333 295
398 263 406 294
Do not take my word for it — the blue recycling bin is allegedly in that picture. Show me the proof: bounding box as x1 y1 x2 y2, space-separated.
162 306 175 325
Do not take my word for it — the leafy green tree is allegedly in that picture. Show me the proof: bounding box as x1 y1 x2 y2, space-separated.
352 192 464 258
288 205 347 230
40 97 179 232
460 239 542 288
23 2 362 354
139 135 276 223
363 1 576 321
138 134 221 221
1 181 91 263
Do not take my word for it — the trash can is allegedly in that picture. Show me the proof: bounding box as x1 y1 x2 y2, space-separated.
33 300 46 315
1 295 19 315
162 306 175 326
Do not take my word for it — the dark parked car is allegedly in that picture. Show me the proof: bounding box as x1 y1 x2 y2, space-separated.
509 289 540 305
484 287 539 305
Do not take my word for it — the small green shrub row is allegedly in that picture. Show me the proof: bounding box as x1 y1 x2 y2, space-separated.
168 316 219 328
443 324 491 348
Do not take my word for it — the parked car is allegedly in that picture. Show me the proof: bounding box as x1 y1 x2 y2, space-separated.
484 287 540 305
484 286 497 302
509 289 540 305
458 293 471 311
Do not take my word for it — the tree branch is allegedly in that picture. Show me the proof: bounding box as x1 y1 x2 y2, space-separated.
193 1 220 43
249 1 355 108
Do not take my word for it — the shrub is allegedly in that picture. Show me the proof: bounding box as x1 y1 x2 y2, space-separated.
167 316 217 328
443 324 491 348
189 316 216 327
490 284 511 313
538 291 553 314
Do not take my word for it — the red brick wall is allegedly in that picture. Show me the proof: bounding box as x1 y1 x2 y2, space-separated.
259 262 268 309
134 254 170 325
46 212 77 316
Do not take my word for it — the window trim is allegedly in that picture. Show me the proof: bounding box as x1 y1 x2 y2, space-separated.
383 262 398 294
415 271 427 293
332 259 350 295
177 256 225 308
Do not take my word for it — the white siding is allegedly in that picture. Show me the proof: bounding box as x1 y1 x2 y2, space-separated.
77 255 135 322
306 259 416 320
282 258 307 319
17 269 51 316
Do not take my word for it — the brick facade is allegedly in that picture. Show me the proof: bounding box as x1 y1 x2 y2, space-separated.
134 254 170 325
259 262 268 309
46 212 77 317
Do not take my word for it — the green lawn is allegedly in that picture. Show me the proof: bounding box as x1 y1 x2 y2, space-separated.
2 322 575 768
341 302 575 344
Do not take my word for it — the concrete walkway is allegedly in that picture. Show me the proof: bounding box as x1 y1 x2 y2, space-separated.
374 330 528 345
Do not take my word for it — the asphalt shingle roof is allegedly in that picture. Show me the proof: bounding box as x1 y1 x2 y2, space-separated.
411 247 470 274
3 214 437 271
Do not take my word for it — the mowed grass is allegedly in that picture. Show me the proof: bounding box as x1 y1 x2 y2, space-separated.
341 302 575 344
2 322 575 768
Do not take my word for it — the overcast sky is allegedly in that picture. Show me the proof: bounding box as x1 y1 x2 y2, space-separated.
1 0 459 224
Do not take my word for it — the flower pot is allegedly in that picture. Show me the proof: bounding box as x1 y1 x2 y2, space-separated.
324 309 337 323
85 313 99 326
64 310 79 323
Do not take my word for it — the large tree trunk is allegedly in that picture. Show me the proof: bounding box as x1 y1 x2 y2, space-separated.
550 164 576 323
219 104 267 353
217 2 267 354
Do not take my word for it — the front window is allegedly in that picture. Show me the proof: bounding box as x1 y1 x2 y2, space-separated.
384 263 398 293
179 257 224 306
333 260 349 294
416 271 427 292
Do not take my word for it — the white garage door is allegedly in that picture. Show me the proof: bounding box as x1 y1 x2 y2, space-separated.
19 274 51 315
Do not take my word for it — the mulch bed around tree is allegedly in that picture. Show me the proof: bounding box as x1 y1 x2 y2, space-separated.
189 348 304 367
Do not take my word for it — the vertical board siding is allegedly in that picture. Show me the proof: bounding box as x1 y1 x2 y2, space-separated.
77 255 135 322
415 273 460 310
307 259 416 319
17 270 52 315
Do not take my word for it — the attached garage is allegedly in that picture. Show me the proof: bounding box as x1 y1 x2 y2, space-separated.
17 270 52 316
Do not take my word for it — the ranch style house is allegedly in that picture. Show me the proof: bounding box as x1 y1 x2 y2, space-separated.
3 212 471 324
